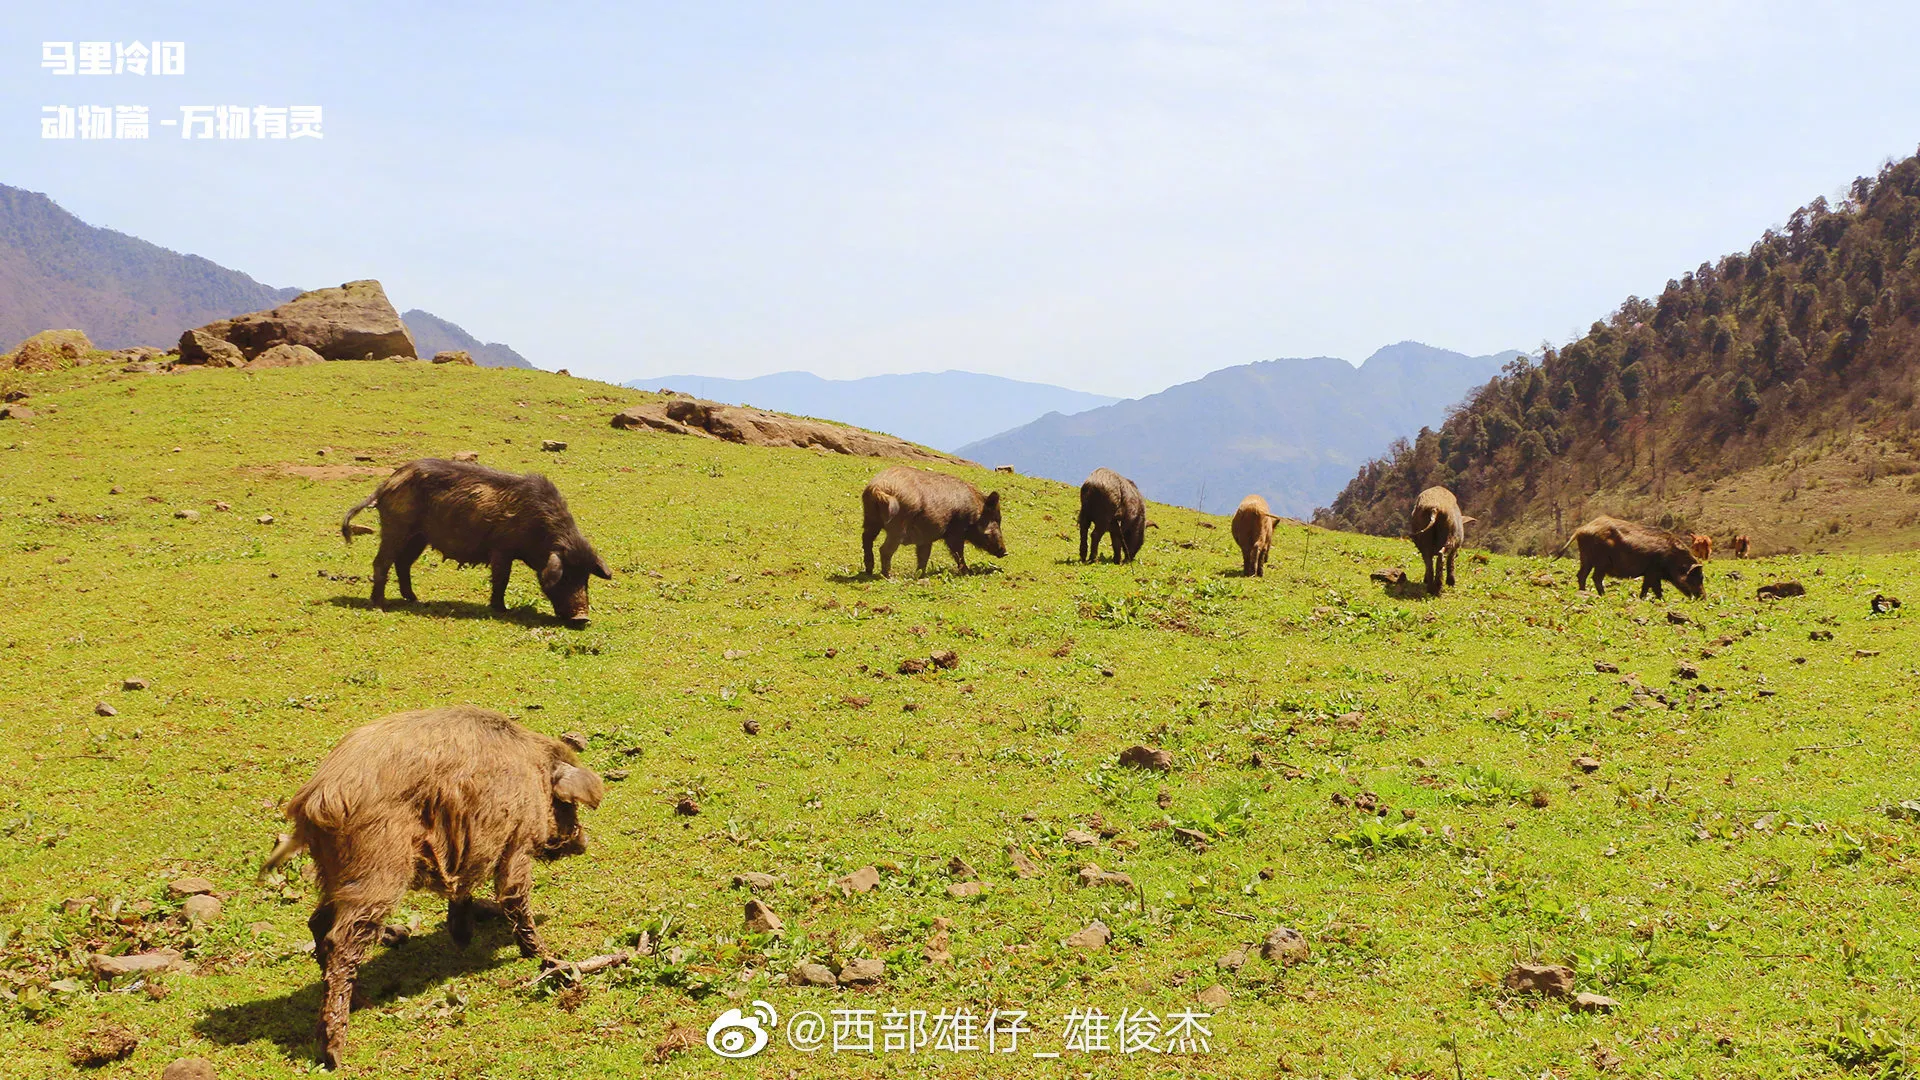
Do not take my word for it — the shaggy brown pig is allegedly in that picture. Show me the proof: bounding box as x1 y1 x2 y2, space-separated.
1408 486 1474 596
1231 494 1280 577
1563 516 1705 599
1078 467 1146 564
861 466 1007 576
260 706 605 1069
341 458 610 623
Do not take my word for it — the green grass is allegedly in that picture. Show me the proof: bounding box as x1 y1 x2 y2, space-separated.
2 359 1918 1078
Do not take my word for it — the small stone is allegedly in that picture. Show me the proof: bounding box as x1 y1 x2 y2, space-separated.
541 439 568 452
95 702 116 717
1218 947 1248 973
108 486 122 495
1573 991 1620 1013
1258 866 1276 880
1809 629 1833 641
674 798 701 816
930 650 960 669
732 872 779 890
121 676 149 691
174 509 199 521
604 769 629 780
168 877 216 897
841 695 871 709
946 881 984 898
836 865 881 895
1504 962 1576 998
451 450 480 462
256 514 274 524
1572 755 1602 774
947 856 977 880
1100 666 1116 678
1157 787 1173 809
560 731 589 751
1007 846 1041 879
1871 593 1902 614
1675 662 1700 680
898 657 928 675
1195 984 1231 1007
162 1058 218 1080
1065 921 1112 950
1062 829 1098 848
67 1024 138 1067
1593 660 1619 674
837 957 885 985
1173 827 1211 851
793 962 837 986
1117 745 1173 771
1531 789 1551 808
90 949 183 978
1077 864 1133 889
248 921 273 935
213 501 231 512
924 927 953 964
723 649 749 660
1854 649 1881 658
1260 926 1309 965
742 718 761 735
181 894 223 922
743 898 783 935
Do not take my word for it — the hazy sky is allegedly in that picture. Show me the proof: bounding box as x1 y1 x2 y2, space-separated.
9 3 1920 396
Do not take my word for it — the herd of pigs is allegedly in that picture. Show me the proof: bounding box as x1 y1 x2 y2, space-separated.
266 456 1727 1066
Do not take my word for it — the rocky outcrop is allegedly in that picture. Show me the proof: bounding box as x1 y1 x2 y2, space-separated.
612 398 963 463
179 328 246 367
3 329 92 370
245 343 326 369
176 280 416 365
431 350 475 365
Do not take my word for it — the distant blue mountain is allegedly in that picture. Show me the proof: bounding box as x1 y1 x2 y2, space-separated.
624 370 1118 453
958 342 1523 518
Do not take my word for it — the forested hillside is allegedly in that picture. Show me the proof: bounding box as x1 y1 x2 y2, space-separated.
1318 149 1920 555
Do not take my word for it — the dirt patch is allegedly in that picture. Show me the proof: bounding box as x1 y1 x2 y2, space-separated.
246 463 391 481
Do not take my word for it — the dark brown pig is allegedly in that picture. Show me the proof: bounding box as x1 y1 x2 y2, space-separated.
1563 515 1704 599
259 705 605 1069
1409 486 1474 596
340 458 610 623
861 466 1006 577
1078 468 1146 564
1231 494 1279 577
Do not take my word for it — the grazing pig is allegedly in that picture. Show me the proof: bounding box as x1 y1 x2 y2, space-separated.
1562 516 1704 599
1078 468 1146 564
1690 533 1713 561
260 706 605 1069
1231 495 1280 577
340 458 610 624
1733 534 1751 558
861 466 1007 577
1408 486 1475 596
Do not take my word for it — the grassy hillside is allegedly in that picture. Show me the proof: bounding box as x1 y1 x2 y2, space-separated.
1 362 1917 1078
1319 149 1920 556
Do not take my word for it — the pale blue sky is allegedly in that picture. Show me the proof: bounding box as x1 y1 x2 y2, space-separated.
8 3 1920 396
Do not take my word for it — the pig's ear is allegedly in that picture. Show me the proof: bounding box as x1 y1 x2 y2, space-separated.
539 550 565 590
983 491 1001 512
1462 516 1478 527
551 762 605 809
591 551 612 579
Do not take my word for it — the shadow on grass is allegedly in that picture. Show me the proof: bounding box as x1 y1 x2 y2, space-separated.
825 564 1005 584
194 923 527 1065
324 596 570 628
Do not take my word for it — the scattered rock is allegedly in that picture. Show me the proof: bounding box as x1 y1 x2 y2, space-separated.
1157 787 1173 809
1065 921 1112 950
930 649 960 670
168 877 216 897
1260 926 1309 965
560 731 589 751
1218 947 1248 973
174 509 200 521
256 514 274 524
1369 567 1406 585
1172 827 1212 851
841 695 872 709
838 957 885 985
1757 581 1806 601
793 961 837 986
90 949 183 978
604 769 628 781
181 279 415 363
123 677 149 691
1504 962 1575 999
1854 649 1882 658
1195 984 1231 1008
1530 789 1551 808
743 898 783 935
213 501 231 512
924 923 953 964
1872 593 1903 614
1573 991 1620 1014
1675 661 1699 680
176 327 248 367
723 648 749 660
732 872 779 890
431 350 475 365
1117 745 1173 771
947 856 977 881
244 343 326 369
1665 610 1691 626
1007 846 1042 879
1077 864 1133 889
1571 755 1602 774
451 450 480 462
94 702 116 717
836 865 881 895
182 894 223 922
1062 829 1098 848
1593 660 1619 674
898 657 929 675
541 439 568 452
66 1023 138 1067
4 328 92 371
161 1058 219 1080
946 881 984 898
612 398 961 463
674 798 701 816
1809 629 1833 641
742 718 761 736
0 403 37 420
1529 571 1557 587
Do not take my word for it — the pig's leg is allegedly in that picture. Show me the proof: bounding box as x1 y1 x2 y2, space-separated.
942 536 966 575
1078 516 1090 562
917 542 936 575
488 552 513 611
878 531 901 578
316 901 390 1070
448 893 475 949
394 535 428 603
370 533 405 609
1089 523 1108 564
494 849 549 962
1445 545 1456 588
308 902 337 970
